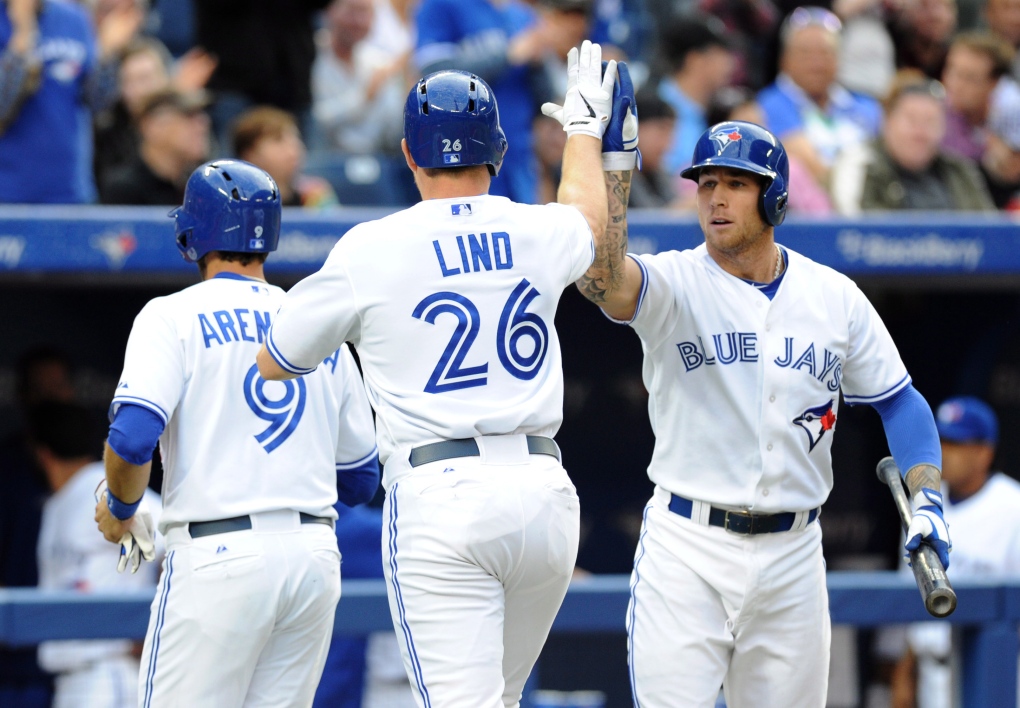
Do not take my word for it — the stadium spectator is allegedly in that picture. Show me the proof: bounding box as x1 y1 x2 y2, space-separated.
93 37 216 194
890 0 956 81
986 0 1020 79
194 0 330 148
706 86 833 213
310 0 406 155
414 0 559 203
0 0 142 203
887 397 1020 708
830 73 995 214
628 89 681 209
757 6 882 186
30 401 162 708
698 0 781 89
657 14 735 175
233 106 338 208
533 113 567 204
100 87 210 205
833 0 896 98
941 31 1020 206
0 347 76 708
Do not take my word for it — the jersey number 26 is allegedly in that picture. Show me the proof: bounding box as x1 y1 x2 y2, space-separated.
412 278 548 393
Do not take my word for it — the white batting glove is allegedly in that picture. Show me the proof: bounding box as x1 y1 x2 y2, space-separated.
904 488 952 570
95 480 157 574
541 40 616 139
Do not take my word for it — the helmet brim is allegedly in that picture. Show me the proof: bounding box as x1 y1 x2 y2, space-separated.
680 156 778 183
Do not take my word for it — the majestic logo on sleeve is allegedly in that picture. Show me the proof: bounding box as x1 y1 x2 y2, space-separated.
793 400 837 452
709 128 743 154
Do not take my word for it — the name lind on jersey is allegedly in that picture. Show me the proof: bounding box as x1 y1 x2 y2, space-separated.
433 232 513 277
198 309 272 348
676 334 843 391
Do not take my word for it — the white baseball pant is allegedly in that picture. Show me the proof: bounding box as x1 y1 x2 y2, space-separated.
382 438 580 708
138 510 341 707
628 486 830 708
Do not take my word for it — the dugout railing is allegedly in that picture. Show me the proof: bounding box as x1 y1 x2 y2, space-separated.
0 574 1017 707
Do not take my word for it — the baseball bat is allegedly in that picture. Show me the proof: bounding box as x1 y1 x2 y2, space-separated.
876 456 957 618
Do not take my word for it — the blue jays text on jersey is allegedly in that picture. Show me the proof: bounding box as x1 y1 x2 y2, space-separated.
675 332 843 391
433 232 514 277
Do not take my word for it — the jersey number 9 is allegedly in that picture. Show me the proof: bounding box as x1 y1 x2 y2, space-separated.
243 364 307 452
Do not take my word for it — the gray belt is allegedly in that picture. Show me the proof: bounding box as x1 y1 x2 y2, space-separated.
408 436 560 467
188 513 332 539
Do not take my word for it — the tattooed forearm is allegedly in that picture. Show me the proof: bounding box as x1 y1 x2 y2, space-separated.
904 463 942 497
577 170 632 304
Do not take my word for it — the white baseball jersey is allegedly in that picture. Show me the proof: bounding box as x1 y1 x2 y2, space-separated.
265 195 594 476
111 274 377 532
37 462 161 675
622 244 909 512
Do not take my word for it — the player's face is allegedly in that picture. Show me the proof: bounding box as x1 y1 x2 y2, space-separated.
940 440 994 494
696 167 769 256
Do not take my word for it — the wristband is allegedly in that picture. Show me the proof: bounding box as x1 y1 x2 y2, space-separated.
106 489 142 520
602 151 641 171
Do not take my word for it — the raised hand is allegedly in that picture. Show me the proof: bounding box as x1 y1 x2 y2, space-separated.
541 40 617 140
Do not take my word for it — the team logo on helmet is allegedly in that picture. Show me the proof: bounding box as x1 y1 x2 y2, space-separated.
709 128 743 154
793 400 837 452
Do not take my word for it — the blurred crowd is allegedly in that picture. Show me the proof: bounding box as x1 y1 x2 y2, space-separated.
4 0 1020 212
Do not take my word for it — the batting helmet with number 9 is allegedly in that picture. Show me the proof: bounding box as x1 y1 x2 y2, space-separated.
171 160 282 263
404 70 509 176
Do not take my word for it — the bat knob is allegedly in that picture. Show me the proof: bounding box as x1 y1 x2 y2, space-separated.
925 585 957 618
876 456 900 484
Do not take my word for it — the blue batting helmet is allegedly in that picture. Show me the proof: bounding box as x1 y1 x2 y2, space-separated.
404 70 508 176
170 160 281 263
680 121 790 227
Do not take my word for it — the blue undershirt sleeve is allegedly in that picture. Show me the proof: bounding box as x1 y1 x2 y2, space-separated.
870 383 942 476
337 455 381 508
107 404 166 465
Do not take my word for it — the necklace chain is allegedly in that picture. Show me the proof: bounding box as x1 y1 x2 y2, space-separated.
773 243 783 281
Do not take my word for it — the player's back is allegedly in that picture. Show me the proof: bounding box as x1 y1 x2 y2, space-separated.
307 194 592 463
113 274 371 530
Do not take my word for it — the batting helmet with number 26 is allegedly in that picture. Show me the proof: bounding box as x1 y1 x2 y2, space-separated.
404 70 509 176
170 160 282 263
681 121 790 227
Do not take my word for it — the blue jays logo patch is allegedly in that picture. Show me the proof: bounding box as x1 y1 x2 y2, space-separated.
793 400 837 452
709 128 743 154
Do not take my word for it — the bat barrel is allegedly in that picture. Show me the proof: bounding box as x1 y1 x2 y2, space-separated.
876 456 913 533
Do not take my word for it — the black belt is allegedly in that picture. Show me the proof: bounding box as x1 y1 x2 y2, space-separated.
408 436 560 467
668 493 819 535
188 513 332 539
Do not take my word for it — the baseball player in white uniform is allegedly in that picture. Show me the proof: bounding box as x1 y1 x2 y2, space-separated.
256 47 616 708
890 396 1020 708
30 402 162 708
94 160 379 707
562 108 951 707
